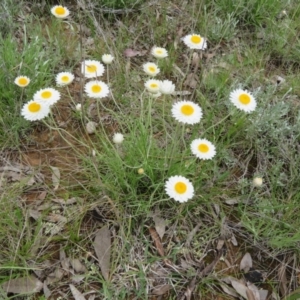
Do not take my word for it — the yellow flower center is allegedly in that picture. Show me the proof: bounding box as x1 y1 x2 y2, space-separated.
198 143 209 153
55 6 66 15
61 76 69 82
191 35 202 44
41 91 52 99
181 104 194 116
18 78 28 85
28 102 41 113
148 66 156 73
238 93 251 105
87 65 97 73
156 50 163 54
150 83 158 88
92 85 101 93
175 182 187 194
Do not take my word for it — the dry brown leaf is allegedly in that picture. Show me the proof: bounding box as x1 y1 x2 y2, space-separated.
225 198 240 205
230 233 238 246
153 216 166 240
1 275 43 294
71 275 86 284
216 239 225 251
204 52 216 61
181 275 198 300
50 166 60 191
94 227 111 281
191 52 200 72
152 284 172 295
46 214 67 223
246 288 256 300
43 282 51 299
69 284 86 300
271 291 280 300
199 249 223 277
123 48 142 57
240 252 253 273
278 263 288 297
60 247 70 271
231 278 248 299
37 191 47 200
184 73 198 89
149 227 164 257
247 282 260 300
258 289 268 300
29 209 41 220
185 223 201 246
70 259 87 273
219 283 239 297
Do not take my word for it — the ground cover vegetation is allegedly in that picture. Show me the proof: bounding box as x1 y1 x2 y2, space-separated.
0 0 300 299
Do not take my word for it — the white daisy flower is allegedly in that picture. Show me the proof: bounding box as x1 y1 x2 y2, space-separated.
190 138 216 160
75 103 82 111
84 80 109 99
81 60 105 78
144 79 161 93
182 34 207 50
171 100 203 125
50 5 70 19
160 80 175 94
151 47 168 59
14 76 30 87
229 89 257 113
113 133 124 144
143 62 160 76
21 100 50 121
102 54 114 64
55 72 74 86
33 88 61 105
165 175 194 203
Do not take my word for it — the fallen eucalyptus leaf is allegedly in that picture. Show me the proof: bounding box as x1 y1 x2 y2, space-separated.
153 216 166 240
184 73 198 89
247 282 260 300
231 278 248 299
50 166 60 191
71 275 86 284
123 48 142 57
240 252 252 273
69 284 86 300
219 283 239 297
2 275 43 294
43 282 51 299
94 227 111 280
152 284 172 295
70 258 87 273
149 227 164 257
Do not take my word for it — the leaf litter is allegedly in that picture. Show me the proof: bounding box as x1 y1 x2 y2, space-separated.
94 226 111 281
